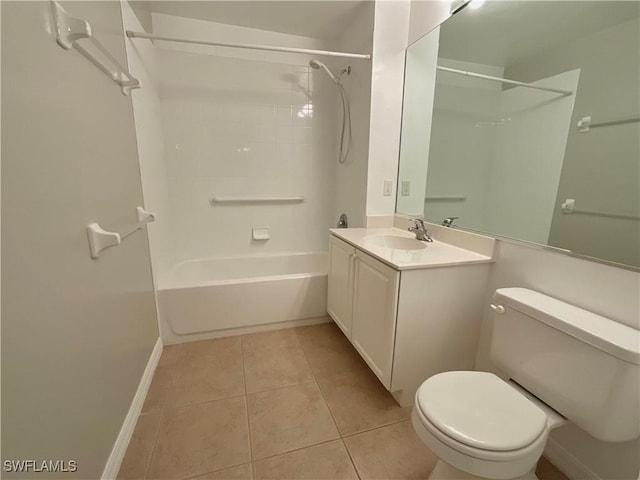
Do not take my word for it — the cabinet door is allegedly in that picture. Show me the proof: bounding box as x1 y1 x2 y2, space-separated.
351 251 400 388
327 235 356 336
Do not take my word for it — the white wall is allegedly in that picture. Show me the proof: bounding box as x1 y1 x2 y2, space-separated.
396 26 439 216
2 2 159 478
365 0 411 216
153 14 339 271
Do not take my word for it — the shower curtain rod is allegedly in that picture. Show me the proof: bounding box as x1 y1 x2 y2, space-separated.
126 31 372 60
436 66 573 96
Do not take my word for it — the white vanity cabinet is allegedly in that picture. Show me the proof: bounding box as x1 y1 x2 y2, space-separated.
329 236 399 387
351 249 400 388
327 235 356 336
327 231 492 406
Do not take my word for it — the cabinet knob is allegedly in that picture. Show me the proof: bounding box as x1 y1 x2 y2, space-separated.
490 303 506 314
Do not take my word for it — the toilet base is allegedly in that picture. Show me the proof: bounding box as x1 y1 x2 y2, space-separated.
429 460 538 480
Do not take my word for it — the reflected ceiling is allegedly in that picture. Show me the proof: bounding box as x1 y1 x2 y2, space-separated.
439 1 640 67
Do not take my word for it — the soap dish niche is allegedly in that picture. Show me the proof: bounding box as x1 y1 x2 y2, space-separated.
252 226 270 241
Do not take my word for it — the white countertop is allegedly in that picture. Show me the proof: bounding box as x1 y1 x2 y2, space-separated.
330 227 494 271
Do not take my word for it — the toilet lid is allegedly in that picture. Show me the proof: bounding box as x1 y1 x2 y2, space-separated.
416 371 547 452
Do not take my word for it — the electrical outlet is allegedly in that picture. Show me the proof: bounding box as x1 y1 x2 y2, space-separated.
383 180 393 196
401 181 411 196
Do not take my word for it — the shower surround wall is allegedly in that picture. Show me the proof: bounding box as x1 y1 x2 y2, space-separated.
331 2 375 229
138 12 377 341
153 13 339 271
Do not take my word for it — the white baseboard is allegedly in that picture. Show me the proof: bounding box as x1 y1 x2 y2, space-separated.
544 436 601 480
101 337 163 480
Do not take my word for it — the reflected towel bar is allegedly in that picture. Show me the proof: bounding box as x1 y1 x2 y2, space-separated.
561 199 639 221
210 196 305 205
577 115 640 132
425 195 467 202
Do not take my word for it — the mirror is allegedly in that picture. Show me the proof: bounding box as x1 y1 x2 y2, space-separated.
396 1 640 268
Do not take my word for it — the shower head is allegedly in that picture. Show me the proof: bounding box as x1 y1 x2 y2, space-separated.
309 59 338 84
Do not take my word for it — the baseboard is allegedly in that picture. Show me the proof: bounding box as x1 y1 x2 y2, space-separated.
101 337 163 480
544 436 601 480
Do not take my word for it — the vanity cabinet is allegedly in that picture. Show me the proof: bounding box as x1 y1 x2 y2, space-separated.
327 235 356 336
351 250 400 387
329 236 399 388
327 232 492 406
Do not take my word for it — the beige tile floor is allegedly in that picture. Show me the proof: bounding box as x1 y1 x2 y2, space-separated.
118 320 569 480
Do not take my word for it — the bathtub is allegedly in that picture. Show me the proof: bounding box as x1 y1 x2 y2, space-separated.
157 252 329 344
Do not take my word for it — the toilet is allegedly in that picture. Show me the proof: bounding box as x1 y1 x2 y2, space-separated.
411 287 640 480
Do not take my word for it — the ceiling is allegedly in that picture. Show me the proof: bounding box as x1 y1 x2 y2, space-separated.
136 1 370 41
438 1 640 67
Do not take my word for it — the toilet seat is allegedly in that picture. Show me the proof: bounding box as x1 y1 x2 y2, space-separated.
412 372 550 479
417 371 548 451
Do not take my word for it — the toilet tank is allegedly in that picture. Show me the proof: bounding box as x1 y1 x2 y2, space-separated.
489 288 640 442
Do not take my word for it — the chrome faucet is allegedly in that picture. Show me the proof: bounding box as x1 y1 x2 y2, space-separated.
442 216 459 227
408 219 433 242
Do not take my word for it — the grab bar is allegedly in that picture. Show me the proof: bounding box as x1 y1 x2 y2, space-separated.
209 195 305 205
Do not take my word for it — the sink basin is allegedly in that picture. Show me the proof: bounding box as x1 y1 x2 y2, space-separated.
365 234 427 251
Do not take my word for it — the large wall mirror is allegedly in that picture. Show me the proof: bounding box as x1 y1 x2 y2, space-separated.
396 1 640 269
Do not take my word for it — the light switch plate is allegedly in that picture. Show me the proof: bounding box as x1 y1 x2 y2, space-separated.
401 181 410 196
383 180 393 196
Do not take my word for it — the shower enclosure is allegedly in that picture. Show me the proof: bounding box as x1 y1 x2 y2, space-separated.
123 3 374 342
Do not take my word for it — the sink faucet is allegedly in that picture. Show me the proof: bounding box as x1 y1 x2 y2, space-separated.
408 219 433 242
442 216 459 227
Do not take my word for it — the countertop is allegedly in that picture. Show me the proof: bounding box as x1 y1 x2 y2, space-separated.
329 227 494 271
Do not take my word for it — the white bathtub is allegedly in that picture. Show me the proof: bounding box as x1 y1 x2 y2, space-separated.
157 252 329 344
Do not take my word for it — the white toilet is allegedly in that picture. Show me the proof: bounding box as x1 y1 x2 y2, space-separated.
411 287 640 480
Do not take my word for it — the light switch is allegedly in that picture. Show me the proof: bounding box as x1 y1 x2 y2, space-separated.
383 180 393 196
401 181 411 196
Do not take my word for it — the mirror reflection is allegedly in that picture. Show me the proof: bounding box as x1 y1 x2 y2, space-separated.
396 1 640 268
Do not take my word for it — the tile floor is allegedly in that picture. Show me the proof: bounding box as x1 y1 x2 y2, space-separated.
118 320 569 480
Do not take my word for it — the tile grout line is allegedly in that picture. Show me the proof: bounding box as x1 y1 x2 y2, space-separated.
247 379 318 397
175 337 254 480
341 417 413 440
293 326 362 478
245 327 339 475
294 328 340 433
339 438 362 480
239 335 255 470
250 436 346 464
